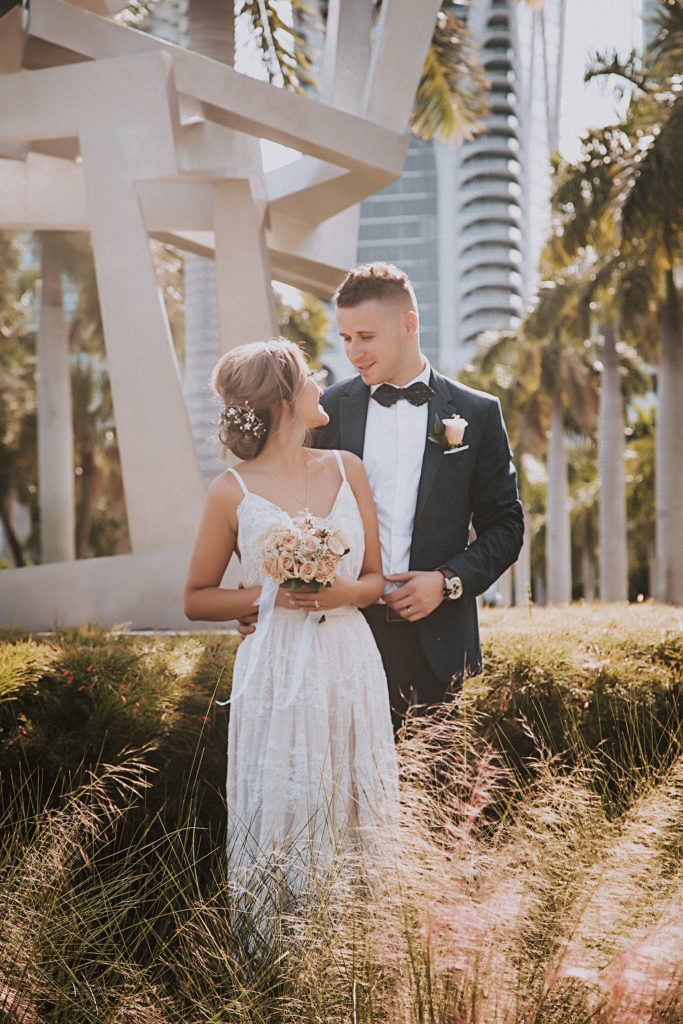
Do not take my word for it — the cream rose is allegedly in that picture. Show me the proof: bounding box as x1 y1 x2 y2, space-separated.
278 553 297 578
299 561 317 583
443 415 468 447
261 555 281 582
302 534 320 553
316 553 337 583
326 532 348 557
278 530 299 552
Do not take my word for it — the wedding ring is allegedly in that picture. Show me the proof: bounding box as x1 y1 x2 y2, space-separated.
406 605 412 614
314 599 320 609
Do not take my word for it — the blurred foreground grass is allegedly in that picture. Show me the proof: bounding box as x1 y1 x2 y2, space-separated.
0 603 680 1023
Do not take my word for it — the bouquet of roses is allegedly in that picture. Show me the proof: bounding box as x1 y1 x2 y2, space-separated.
259 512 350 591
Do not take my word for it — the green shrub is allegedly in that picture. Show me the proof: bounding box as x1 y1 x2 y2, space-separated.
0 607 681 1022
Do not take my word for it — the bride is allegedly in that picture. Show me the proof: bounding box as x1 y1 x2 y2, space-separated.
184 338 398 887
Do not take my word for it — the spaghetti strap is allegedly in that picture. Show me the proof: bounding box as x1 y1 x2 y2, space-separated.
333 449 347 482
227 466 248 496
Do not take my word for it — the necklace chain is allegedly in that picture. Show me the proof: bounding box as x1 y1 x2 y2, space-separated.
265 454 309 512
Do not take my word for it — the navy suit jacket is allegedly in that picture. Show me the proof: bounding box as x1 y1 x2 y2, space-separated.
315 368 524 683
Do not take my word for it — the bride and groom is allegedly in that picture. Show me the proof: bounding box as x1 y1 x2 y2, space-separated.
184 261 524 879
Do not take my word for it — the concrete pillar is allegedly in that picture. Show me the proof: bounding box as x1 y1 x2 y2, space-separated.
213 178 277 353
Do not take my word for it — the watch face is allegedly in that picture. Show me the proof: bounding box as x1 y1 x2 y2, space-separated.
444 576 462 600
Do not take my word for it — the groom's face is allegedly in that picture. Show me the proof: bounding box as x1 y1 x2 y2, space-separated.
337 298 420 388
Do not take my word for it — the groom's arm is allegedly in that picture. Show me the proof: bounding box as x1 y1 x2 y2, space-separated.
439 397 524 598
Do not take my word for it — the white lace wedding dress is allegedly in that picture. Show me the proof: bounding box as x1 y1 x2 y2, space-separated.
225 451 398 888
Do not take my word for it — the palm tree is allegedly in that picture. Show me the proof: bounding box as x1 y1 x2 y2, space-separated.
584 0 683 602
461 329 547 605
0 231 37 567
548 124 656 603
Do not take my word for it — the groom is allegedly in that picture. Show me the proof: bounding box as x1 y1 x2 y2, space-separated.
315 262 524 729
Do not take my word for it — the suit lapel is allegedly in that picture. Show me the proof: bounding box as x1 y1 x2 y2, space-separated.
414 371 459 525
338 376 370 458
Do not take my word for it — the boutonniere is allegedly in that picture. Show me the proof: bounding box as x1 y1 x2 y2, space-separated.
428 414 469 454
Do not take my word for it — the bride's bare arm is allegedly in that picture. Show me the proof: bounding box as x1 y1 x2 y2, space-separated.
286 452 384 612
184 473 262 622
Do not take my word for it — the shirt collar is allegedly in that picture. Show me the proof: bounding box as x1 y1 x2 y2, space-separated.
370 359 431 394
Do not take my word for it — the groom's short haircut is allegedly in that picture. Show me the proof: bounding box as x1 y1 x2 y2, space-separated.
334 262 417 312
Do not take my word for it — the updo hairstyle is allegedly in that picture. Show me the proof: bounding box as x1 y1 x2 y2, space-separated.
212 338 309 460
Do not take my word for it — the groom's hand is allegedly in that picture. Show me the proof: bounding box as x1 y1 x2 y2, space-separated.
383 570 444 621
236 582 258 637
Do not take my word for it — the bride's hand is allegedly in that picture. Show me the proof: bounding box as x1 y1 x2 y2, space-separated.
283 575 358 613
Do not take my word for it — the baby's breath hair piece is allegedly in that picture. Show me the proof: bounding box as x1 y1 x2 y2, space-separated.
220 402 266 440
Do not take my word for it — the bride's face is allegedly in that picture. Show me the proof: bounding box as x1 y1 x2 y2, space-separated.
295 370 329 429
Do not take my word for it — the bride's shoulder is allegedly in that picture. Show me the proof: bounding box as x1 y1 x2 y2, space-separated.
207 467 245 507
333 449 367 488
309 447 363 475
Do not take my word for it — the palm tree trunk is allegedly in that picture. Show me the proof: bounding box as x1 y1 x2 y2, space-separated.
654 269 683 603
546 391 571 603
582 514 596 599
37 232 75 564
513 488 531 607
75 438 100 559
0 495 25 567
598 324 628 602
497 566 512 606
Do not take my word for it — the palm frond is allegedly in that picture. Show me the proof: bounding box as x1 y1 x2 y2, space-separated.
237 0 319 93
617 94 683 258
647 0 683 65
410 7 489 144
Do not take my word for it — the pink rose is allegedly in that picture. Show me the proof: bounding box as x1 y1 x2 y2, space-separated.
326 533 347 557
278 553 297 578
299 561 317 583
278 530 298 551
302 534 320 553
261 556 280 581
443 415 468 447
316 553 337 583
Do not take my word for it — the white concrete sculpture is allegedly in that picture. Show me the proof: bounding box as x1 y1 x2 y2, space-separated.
0 0 440 629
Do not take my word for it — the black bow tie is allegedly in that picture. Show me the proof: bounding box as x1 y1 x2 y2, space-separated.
372 381 435 408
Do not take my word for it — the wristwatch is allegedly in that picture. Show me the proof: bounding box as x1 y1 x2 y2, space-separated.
437 567 463 601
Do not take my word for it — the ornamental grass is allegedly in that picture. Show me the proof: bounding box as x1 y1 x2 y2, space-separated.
0 604 680 1022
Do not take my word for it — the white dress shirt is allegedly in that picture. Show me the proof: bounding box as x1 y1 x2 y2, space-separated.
363 361 432 594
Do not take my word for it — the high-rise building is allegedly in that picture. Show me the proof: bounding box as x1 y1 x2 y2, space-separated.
357 0 565 372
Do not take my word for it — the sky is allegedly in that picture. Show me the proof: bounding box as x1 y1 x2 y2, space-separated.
558 0 643 160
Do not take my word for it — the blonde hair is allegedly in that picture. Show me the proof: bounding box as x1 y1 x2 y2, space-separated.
212 338 309 460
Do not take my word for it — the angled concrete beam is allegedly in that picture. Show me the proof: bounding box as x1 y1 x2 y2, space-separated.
0 6 25 75
74 55 205 551
65 0 129 15
321 0 373 113
267 209 359 298
0 50 182 146
266 157 390 224
363 0 441 132
0 546 240 631
28 0 408 178
0 154 86 229
213 179 277 353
